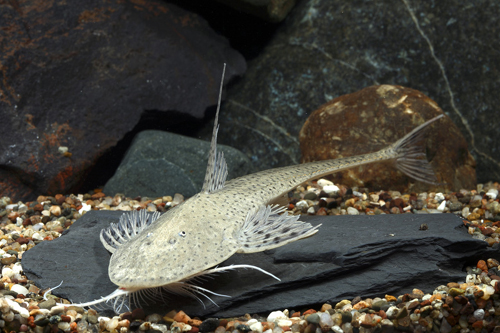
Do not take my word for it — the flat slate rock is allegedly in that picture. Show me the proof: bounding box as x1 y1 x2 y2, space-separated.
103 130 252 198
22 211 499 318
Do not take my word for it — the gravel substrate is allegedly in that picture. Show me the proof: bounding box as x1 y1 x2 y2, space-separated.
0 180 499 332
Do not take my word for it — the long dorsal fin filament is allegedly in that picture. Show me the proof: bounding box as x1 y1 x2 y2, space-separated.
202 64 229 194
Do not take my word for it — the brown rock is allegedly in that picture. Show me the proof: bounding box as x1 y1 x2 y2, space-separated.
0 0 245 202
173 310 191 324
299 85 476 192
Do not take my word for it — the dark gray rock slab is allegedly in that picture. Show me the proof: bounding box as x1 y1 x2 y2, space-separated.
103 130 252 197
212 0 500 183
22 210 499 318
0 0 245 202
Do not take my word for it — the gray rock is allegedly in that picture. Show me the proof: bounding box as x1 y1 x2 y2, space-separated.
22 210 499 318
0 0 245 202
103 130 252 198
212 0 500 183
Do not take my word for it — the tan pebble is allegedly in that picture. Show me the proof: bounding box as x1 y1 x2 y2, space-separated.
49 206 61 216
41 210 50 217
385 295 397 302
335 299 351 309
412 288 424 296
353 300 370 310
163 310 176 322
188 319 203 326
173 310 191 323
320 303 332 312
214 326 226 333
118 319 130 328
152 198 162 205
487 258 500 268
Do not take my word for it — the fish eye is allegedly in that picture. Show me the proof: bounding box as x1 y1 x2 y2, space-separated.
179 231 186 237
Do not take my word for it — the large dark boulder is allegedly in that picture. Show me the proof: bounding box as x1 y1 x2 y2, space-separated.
22 210 498 318
0 0 245 202
213 0 500 183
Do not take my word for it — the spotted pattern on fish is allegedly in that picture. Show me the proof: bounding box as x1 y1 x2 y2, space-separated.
105 65 443 292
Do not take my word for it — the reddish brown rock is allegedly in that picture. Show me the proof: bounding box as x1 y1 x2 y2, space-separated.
299 85 476 192
0 0 245 202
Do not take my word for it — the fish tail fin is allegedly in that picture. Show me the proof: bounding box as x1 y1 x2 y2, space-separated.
390 114 444 184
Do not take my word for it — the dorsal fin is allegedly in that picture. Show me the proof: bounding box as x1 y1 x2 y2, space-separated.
202 64 228 194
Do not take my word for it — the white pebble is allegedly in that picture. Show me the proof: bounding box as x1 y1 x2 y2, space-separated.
172 193 185 206
322 185 340 194
78 203 91 214
352 191 363 198
466 274 477 284
5 204 18 210
249 321 263 333
482 285 495 298
434 192 445 202
437 200 447 211
267 311 288 323
263 329 273 333
10 284 29 296
307 207 316 214
49 305 66 315
5 299 29 318
17 204 27 213
486 189 498 199
16 217 23 226
331 325 343 333
461 207 470 218
105 317 119 331
346 207 359 215
151 323 169 333
473 309 484 320
276 319 292 327
58 322 70 331
3 312 14 322
385 306 398 319
32 232 43 241
33 223 45 231
1 267 14 278
319 312 333 328
295 200 309 211
317 179 334 187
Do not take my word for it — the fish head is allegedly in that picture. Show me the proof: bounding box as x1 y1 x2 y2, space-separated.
107 194 239 291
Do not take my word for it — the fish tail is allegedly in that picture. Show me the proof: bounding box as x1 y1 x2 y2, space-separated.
389 114 444 184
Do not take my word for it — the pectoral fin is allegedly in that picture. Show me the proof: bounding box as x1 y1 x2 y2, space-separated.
237 205 320 253
100 210 161 253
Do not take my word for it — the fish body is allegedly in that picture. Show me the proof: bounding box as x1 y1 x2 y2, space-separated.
63 65 443 311
108 110 443 292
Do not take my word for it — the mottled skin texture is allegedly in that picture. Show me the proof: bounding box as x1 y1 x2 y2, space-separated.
108 66 443 292
110 143 409 290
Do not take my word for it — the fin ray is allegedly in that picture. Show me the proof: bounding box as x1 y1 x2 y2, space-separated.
237 205 320 253
391 114 444 185
202 64 228 193
100 210 161 253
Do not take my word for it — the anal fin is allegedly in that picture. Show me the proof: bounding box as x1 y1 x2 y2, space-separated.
237 205 320 253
